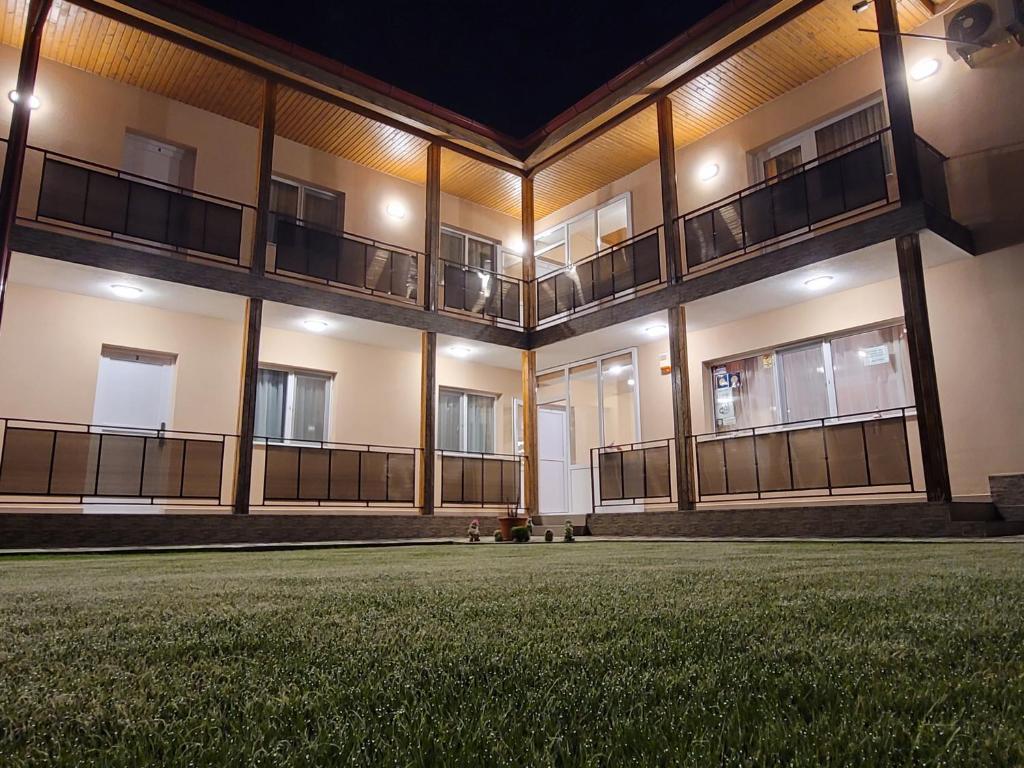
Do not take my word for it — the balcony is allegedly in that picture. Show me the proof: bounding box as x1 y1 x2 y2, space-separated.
440 260 524 329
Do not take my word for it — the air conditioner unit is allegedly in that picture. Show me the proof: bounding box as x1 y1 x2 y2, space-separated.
945 0 1024 66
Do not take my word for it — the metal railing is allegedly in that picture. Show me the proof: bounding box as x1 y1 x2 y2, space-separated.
439 259 524 328
679 128 895 271
590 438 676 512
0 417 235 505
532 226 665 327
916 135 952 219
256 437 419 507
269 217 420 303
688 407 919 502
438 449 522 508
21 144 256 267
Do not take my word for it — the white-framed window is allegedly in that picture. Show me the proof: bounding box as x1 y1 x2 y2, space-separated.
269 177 344 241
707 321 913 433
533 194 631 277
255 366 332 443
440 227 501 273
438 387 496 453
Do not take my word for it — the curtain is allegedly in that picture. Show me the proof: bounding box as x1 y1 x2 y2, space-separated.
441 231 464 265
764 146 803 181
291 373 327 442
438 390 462 451
467 239 497 272
778 344 830 423
466 394 495 453
303 189 340 232
268 180 299 243
831 325 913 416
814 102 886 157
255 369 287 440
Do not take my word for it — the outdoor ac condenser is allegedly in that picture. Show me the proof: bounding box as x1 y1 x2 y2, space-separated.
944 0 1024 67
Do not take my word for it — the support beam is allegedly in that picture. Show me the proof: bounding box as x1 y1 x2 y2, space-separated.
423 143 442 312
0 0 52 330
875 0 922 204
521 176 536 328
668 305 695 510
420 331 437 515
233 297 263 514
896 233 950 502
656 98 683 283
251 80 276 276
521 349 539 519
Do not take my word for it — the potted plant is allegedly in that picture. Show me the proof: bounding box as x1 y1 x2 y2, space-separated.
497 503 529 541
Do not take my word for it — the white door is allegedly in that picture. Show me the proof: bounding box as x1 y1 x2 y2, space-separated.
122 133 193 187
538 406 567 516
93 349 175 431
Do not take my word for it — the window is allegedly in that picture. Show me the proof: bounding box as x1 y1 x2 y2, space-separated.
269 178 344 241
255 367 332 443
438 388 496 453
708 322 913 432
440 227 499 273
534 195 631 277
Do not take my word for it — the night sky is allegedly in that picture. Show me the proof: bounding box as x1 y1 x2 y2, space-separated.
192 0 727 138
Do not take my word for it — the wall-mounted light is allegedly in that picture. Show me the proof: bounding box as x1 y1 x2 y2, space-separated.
644 323 668 337
448 345 473 358
302 318 330 332
803 275 834 290
851 0 873 13
698 163 720 182
385 201 407 221
509 238 525 256
910 58 941 81
8 90 40 110
109 284 143 299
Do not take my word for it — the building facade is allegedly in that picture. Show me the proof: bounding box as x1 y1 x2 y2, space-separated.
0 0 1022 547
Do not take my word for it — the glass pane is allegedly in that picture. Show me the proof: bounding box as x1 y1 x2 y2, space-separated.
269 180 299 218
764 146 803 180
438 389 462 451
831 325 913 415
814 102 885 158
537 370 567 405
536 243 566 276
466 394 495 453
711 354 778 431
255 368 287 440
535 225 565 253
601 353 637 447
441 230 464 264
303 189 339 231
467 238 497 272
291 373 328 442
778 344 830 423
567 213 595 263
597 199 629 248
569 362 599 465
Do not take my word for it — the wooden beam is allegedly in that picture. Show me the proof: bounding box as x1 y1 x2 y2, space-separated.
233 297 262 514
656 98 682 283
668 305 695 510
896 233 950 502
521 349 539 519
423 143 442 311
0 0 52 329
521 176 536 328
420 331 437 515
251 80 276 276
875 0 922 204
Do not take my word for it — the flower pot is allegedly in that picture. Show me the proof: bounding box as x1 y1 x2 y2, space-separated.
498 516 528 541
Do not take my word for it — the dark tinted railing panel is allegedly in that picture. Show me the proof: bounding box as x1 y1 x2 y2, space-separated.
916 136 951 218
440 454 520 506
37 158 243 261
262 443 416 504
442 262 522 325
595 442 673 503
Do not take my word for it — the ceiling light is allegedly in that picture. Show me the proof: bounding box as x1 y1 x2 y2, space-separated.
910 57 940 81
109 284 143 299
448 345 473 358
698 163 720 181
851 0 873 12
607 364 628 376
385 201 407 220
803 275 834 290
644 323 668 337
302 319 329 332
626 378 636 387
8 90 40 110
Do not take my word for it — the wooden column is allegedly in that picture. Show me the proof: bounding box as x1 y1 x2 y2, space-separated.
0 0 52 329
874 0 922 204
423 143 442 311
897 233 950 502
521 349 539 519
250 80 277 276
656 98 683 282
419 331 437 514
521 176 536 327
668 305 695 510
233 298 263 514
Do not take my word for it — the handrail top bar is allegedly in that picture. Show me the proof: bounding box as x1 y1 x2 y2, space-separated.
594 437 675 453
914 133 949 161
677 127 893 222
531 225 663 284
438 258 525 284
438 449 523 460
30 144 258 211
1 415 237 439
687 405 916 440
255 435 419 452
277 215 425 257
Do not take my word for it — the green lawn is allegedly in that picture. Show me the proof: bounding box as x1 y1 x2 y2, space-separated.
1 542 1023 767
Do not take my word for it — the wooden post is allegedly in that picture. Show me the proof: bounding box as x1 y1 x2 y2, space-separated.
233 298 263 514
668 305 695 510
874 0 922 204
656 98 683 282
521 176 536 328
897 233 950 502
420 330 437 514
521 349 539 519
423 143 442 312
0 0 52 329
251 79 276 276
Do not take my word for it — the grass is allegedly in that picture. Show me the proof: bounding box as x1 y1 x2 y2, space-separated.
1 542 1023 767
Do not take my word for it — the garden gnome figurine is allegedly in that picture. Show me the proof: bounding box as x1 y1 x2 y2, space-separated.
563 520 575 542
468 519 480 543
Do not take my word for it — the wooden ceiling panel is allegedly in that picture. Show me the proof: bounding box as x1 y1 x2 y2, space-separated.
441 149 521 218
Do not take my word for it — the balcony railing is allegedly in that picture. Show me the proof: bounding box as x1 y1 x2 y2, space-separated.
270 217 420 303
0 417 235 505
590 438 677 513
532 226 664 327
256 437 419 507
22 145 256 267
440 259 524 328
916 136 951 219
679 129 895 271
438 449 522 508
688 407 919 502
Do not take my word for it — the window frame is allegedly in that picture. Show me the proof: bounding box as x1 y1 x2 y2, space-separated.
256 364 333 445
440 225 503 274
269 176 345 242
533 193 633 274
437 386 498 454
